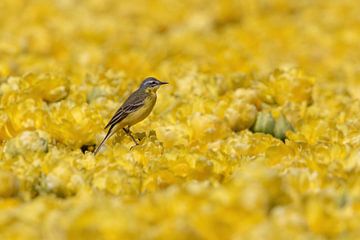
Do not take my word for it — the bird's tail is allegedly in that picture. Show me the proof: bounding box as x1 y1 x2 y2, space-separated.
94 127 114 155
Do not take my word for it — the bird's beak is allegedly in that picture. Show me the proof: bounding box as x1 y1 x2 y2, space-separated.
159 81 168 85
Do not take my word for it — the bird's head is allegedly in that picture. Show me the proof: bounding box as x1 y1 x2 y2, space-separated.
140 77 168 93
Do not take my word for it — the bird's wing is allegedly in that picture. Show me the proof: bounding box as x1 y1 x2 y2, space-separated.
104 90 146 129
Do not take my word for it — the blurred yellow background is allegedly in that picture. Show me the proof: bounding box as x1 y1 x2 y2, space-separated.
0 0 360 239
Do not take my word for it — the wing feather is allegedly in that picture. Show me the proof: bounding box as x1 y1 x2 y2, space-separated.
104 90 147 129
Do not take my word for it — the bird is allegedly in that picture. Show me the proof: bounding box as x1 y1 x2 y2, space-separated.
93 77 168 155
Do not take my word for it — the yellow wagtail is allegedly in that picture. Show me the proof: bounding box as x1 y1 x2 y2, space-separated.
94 77 168 155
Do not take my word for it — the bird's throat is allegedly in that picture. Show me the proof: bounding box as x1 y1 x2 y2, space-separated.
145 87 159 94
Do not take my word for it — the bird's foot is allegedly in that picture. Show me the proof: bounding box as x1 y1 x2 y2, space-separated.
123 128 148 150
123 127 139 145
130 142 140 150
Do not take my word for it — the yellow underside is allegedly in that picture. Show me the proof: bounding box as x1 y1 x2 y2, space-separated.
113 94 157 132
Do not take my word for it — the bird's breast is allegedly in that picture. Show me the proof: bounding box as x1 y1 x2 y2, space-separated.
123 94 157 126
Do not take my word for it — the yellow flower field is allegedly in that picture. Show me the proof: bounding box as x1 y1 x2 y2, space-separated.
0 0 360 239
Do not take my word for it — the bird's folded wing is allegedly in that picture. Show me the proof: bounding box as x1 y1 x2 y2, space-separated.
104 99 145 129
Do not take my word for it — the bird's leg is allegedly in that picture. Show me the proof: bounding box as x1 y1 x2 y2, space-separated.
123 127 139 146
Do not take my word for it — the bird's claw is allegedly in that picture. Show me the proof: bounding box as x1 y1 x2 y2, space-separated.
130 143 139 150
